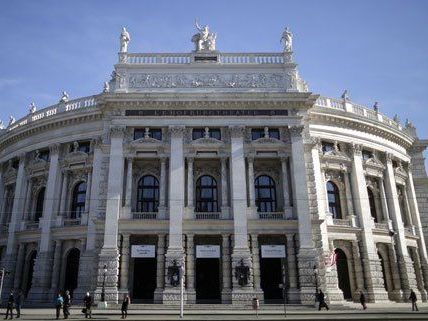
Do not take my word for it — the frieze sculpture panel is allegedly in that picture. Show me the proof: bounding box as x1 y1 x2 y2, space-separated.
128 72 289 89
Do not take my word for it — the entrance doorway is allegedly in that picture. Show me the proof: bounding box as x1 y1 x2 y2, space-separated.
335 248 352 300
260 257 283 303
195 258 221 303
25 250 37 296
64 248 80 297
132 258 157 302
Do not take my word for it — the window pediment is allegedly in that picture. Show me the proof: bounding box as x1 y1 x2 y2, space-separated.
132 137 162 145
191 137 224 146
251 137 283 146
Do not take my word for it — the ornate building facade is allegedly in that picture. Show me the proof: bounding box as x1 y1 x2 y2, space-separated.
1 26 428 305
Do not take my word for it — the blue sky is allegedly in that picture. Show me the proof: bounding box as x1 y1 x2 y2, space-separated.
0 0 427 167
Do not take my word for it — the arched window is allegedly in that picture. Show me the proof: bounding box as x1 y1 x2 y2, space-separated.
367 188 378 223
137 175 159 212
327 181 342 219
196 175 218 212
71 182 87 219
34 187 46 222
255 175 277 212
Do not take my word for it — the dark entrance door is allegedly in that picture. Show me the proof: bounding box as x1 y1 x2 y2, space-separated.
196 258 221 303
64 248 80 297
132 258 157 302
260 258 283 303
25 251 37 296
335 249 352 300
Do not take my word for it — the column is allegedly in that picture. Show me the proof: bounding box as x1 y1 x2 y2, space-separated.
351 240 365 293
350 144 388 301
378 178 391 224
28 144 61 301
384 153 417 300
247 157 256 208
119 234 130 293
387 243 402 300
24 178 33 221
343 170 354 217
186 234 195 303
250 234 262 293
59 170 68 216
96 126 125 304
289 126 317 304
286 234 299 302
403 188 414 228
187 157 194 218
154 234 165 302
13 243 25 290
229 126 254 302
49 240 62 297
163 126 185 303
220 157 229 218
0 167 4 225
158 157 167 218
280 157 290 210
221 234 231 302
124 158 133 217
84 170 92 214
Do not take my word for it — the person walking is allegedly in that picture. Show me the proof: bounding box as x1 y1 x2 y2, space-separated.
409 289 418 311
317 289 329 311
359 291 367 310
4 290 14 320
63 290 71 319
121 293 130 319
83 292 92 319
55 293 64 320
15 290 22 318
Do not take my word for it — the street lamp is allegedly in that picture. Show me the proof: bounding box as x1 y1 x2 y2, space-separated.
101 264 107 302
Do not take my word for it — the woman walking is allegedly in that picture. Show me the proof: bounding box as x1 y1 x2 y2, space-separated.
121 294 131 319
55 293 64 320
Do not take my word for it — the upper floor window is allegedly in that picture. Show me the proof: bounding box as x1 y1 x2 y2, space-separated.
134 128 162 141
192 128 221 140
322 142 335 153
137 175 159 212
34 187 46 222
196 175 218 212
38 150 50 162
251 128 280 140
327 181 342 219
71 182 86 219
367 188 377 223
362 150 373 161
255 175 277 212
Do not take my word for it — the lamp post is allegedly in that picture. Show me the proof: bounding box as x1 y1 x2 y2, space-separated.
101 264 107 303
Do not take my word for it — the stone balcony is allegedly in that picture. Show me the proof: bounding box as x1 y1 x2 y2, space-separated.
132 212 158 220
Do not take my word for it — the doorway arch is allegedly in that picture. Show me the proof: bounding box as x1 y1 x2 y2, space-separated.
335 248 352 300
24 250 37 296
63 248 80 296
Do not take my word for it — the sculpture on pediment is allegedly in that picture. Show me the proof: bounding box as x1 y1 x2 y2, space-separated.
280 27 293 52
8 116 16 126
191 20 216 51
73 141 79 153
60 91 69 103
120 27 130 53
0 119 4 130
103 82 110 93
34 149 40 160
341 90 349 101
373 102 379 113
29 102 37 114
393 114 400 124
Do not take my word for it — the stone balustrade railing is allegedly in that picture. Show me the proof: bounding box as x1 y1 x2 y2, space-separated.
315 96 403 131
258 212 284 220
332 218 352 227
374 222 389 230
132 212 157 219
195 212 221 220
63 218 81 227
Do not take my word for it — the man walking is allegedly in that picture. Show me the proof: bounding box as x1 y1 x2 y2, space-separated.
409 289 418 311
15 290 22 318
4 290 14 320
63 290 71 319
317 289 329 311
83 292 92 319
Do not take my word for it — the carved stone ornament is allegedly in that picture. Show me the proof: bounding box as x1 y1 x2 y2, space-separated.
110 126 126 138
289 125 304 137
92 136 103 149
168 126 186 138
229 126 245 138
385 152 393 163
191 136 224 147
48 144 60 155
351 143 362 156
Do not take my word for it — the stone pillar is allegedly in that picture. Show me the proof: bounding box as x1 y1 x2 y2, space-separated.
119 234 130 295
13 243 25 290
351 240 365 294
124 158 133 218
186 157 194 218
59 170 69 216
84 170 92 214
154 234 165 303
250 234 263 300
379 178 391 224
163 126 186 303
343 170 354 217
384 153 417 301
220 157 229 219
29 144 61 301
287 234 299 303
403 188 414 227
411 249 427 300
0 167 4 225
96 126 125 304
221 234 232 303
280 157 291 215
289 126 317 304
158 157 167 218
350 144 388 302
229 126 254 303
24 179 33 221
186 234 195 303
387 243 402 301
247 157 256 209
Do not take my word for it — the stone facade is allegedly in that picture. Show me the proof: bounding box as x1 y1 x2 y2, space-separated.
0 31 427 306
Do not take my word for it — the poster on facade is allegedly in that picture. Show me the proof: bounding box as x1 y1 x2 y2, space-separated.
131 245 156 258
196 245 221 258
261 245 286 258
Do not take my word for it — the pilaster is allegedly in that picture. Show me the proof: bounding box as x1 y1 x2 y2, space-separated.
185 234 196 303
154 234 165 303
286 234 299 303
221 234 232 303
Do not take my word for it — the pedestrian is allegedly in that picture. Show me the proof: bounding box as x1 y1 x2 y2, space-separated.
15 290 23 318
4 290 14 320
83 292 92 319
121 293 130 319
63 290 71 319
55 293 64 320
359 291 367 310
409 289 418 311
317 289 329 311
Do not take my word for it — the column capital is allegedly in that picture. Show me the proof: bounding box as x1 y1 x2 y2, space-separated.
220 156 228 164
385 152 393 163
110 126 126 138
286 234 295 242
247 156 254 164
351 143 363 156
92 136 103 149
168 125 186 138
49 143 60 155
126 156 133 163
229 125 245 138
160 156 167 164
289 125 304 137
187 156 194 164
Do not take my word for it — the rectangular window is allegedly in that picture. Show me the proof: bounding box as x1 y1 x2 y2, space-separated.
251 128 280 140
39 150 50 161
192 128 221 140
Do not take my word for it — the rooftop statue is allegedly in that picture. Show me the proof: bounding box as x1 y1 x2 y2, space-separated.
191 20 217 51
341 89 349 101
103 81 110 93
29 102 37 114
120 27 130 53
280 27 293 52
9 116 16 126
60 91 69 103
0 120 4 130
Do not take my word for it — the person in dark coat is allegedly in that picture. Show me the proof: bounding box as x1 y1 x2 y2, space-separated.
359 291 367 310
55 293 64 320
83 292 92 319
63 290 71 319
121 294 130 319
317 289 329 311
4 290 14 320
409 289 418 311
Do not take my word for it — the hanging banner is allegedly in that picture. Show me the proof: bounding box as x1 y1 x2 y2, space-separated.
261 245 286 258
131 245 156 258
196 245 220 258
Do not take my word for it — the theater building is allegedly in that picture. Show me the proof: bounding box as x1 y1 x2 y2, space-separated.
1 26 428 305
